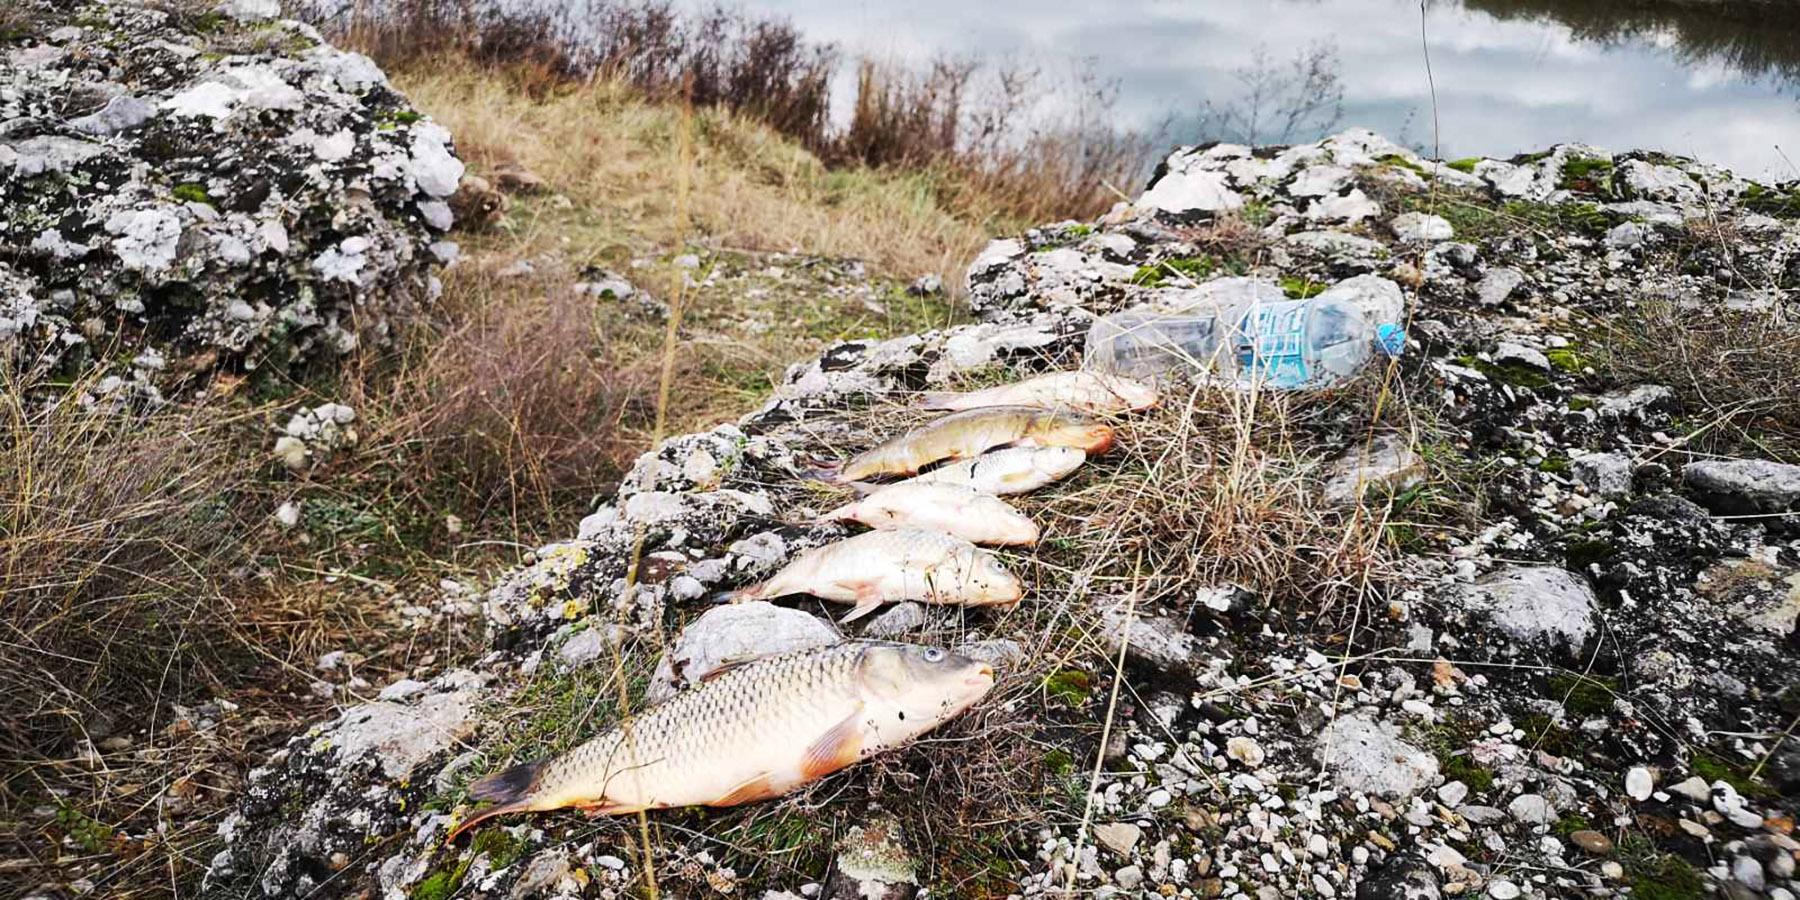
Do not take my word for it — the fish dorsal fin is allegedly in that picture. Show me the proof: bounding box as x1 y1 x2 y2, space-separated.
800 705 867 779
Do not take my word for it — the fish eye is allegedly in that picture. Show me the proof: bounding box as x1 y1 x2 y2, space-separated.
922 648 945 663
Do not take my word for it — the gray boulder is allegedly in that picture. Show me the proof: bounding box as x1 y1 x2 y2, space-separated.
1684 459 1800 518
1317 714 1439 799
1462 566 1597 654
1 0 456 390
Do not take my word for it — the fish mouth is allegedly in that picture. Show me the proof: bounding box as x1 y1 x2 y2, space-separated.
965 663 996 688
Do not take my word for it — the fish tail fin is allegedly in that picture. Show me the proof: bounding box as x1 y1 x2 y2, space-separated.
445 798 535 844
914 391 958 410
446 759 546 843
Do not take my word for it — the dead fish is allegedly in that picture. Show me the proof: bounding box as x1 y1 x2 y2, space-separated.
836 406 1114 482
905 445 1086 495
917 371 1159 414
822 482 1039 546
447 642 994 841
735 527 1022 622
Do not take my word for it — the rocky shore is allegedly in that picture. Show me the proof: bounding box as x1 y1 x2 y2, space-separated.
8 3 1800 899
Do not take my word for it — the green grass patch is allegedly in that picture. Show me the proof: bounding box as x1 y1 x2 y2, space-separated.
1446 157 1480 174
1545 348 1587 373
1627 853 1704 900
1280 276 1324 299
1130 256 1220 288
1553 814 1591 836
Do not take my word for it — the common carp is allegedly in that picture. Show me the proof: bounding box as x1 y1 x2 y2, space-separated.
447 642 994 841
836 406 1113 483
735 528 1022 622
917 371 1159 414
822 482 1039 546
904 446 1086 496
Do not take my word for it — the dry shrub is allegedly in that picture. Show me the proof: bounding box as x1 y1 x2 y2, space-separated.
0 380 265 762
340 267 659 548
1595 300 1800 461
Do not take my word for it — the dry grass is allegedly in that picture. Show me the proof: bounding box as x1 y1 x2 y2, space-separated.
403 63 999 284
308 0 1150 228
1594 300 1800 462
0 380 263 761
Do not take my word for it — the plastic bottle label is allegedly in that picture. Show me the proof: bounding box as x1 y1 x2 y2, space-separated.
1235 303 1311 388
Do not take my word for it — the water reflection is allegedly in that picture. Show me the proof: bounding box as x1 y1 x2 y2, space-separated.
740 0 1800 177
1464 0 1800 87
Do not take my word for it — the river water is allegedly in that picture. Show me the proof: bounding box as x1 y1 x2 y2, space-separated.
735 0 1800 179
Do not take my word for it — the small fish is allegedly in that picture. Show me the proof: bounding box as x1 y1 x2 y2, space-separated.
837 406 1114 482
736 528 1022 622
447 642 994 841
905 446 1086 496
917 371 1159 414
822 482 1039 546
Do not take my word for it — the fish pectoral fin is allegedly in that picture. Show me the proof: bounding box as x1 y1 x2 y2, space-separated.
837 599 884 624
715 773 781 807
801 707 868 780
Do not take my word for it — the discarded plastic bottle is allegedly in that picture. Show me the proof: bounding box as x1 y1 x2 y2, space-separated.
1083 296 1405 388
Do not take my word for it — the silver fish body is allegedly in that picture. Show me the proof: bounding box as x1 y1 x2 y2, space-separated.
918 371 1159 414
822 482 1039 546
738 527 1022 622
905 445 1086 495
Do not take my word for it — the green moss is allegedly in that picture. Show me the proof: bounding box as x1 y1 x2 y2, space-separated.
472 828 524 869
1066 224 1093 237
171 182 214 206
1130 255 1218 288
1518 713 1579 756
1692 753 1775 800
1279 276 1324 299
1439 754 1495 793
1547 673 1617 717
1375 153 1425 175
1564 537 1616 568
1469 358 1553 390
1558 156 1615 195
1628 854 1704 900
412 853 474 900
1545 348 1587 373
1552 814 1591 836
1566 396 1594 412
1043 748 1076 777
1446 157 1481 174
1514 149 1553 164
1537 455 1569 474
1043 669 1094 708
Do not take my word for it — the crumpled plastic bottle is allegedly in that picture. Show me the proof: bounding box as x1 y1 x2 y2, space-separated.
1083 296 1405 388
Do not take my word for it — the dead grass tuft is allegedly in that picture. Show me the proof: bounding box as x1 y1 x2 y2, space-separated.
1594 300 1800 461
0 380 264 761
1022 384 1395 612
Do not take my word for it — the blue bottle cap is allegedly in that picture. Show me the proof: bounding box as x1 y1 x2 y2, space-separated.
1375 323 1406 358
